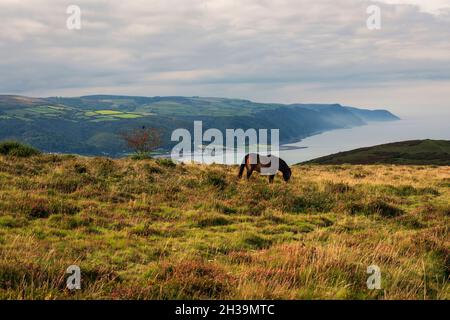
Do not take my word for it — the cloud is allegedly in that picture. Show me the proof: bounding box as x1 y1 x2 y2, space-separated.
0 0 449 115
374 0 450 15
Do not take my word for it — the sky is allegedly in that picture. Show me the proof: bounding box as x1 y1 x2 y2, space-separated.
0 0 449 118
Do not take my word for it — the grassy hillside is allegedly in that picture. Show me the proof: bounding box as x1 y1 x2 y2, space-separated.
305 140 450 165
0 95 399 156
0 153 448 299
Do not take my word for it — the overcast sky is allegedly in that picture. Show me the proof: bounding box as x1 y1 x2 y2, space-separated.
0 0 449 117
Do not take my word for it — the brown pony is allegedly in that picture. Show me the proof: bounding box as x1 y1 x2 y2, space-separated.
238 153 292 183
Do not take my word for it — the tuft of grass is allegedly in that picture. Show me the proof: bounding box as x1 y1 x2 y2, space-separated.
325 182 353 194
156 158 176 168
150 260 236 299
195 213 231 228
240 233 273 250
345 199 404 218
204 170 228 190
365 199 404 217
21 198 81 219
0 215 28 228
288 193 334 213
380 185 440 197
131 154 152 160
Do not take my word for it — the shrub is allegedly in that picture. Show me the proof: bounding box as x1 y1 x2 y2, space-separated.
121 127 161 158
0 141 40 157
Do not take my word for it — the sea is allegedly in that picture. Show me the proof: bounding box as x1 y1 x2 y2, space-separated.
169 115 450 165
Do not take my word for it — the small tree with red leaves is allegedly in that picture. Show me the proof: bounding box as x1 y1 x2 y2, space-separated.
121 127 162 158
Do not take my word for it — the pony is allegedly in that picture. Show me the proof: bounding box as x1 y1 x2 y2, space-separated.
238 153 292 183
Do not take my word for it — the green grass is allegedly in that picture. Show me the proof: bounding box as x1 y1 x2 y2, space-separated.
0 154 448 299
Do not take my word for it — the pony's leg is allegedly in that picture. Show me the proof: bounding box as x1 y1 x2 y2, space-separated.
268 175 275 183
246 166 254 180
238 163 246 179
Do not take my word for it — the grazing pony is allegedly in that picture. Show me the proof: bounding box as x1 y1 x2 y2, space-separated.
238 153 292 183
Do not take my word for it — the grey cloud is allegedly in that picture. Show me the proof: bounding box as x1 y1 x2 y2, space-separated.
0 0 449 114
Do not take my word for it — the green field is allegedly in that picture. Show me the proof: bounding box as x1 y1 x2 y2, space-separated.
95 110 124 115
84 110 144 120
4 106 145 123
135 99 269 117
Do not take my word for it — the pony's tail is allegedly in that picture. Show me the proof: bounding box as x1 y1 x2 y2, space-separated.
238 154 248 178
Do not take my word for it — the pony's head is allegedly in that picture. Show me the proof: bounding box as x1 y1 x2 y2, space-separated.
282 166 292 182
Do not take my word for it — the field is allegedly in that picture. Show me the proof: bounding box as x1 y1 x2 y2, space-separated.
0 154 448 299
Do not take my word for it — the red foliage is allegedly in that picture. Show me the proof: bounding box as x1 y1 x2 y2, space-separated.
121 127 161 156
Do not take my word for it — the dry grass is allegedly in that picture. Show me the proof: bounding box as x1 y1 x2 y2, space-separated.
0 154 448 299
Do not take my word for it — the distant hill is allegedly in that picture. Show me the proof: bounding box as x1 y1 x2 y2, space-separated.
0 95 399 156
304 140 450 165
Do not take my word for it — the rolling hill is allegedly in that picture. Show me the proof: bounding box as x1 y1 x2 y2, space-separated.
305 140 450 165
0 95 399 156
